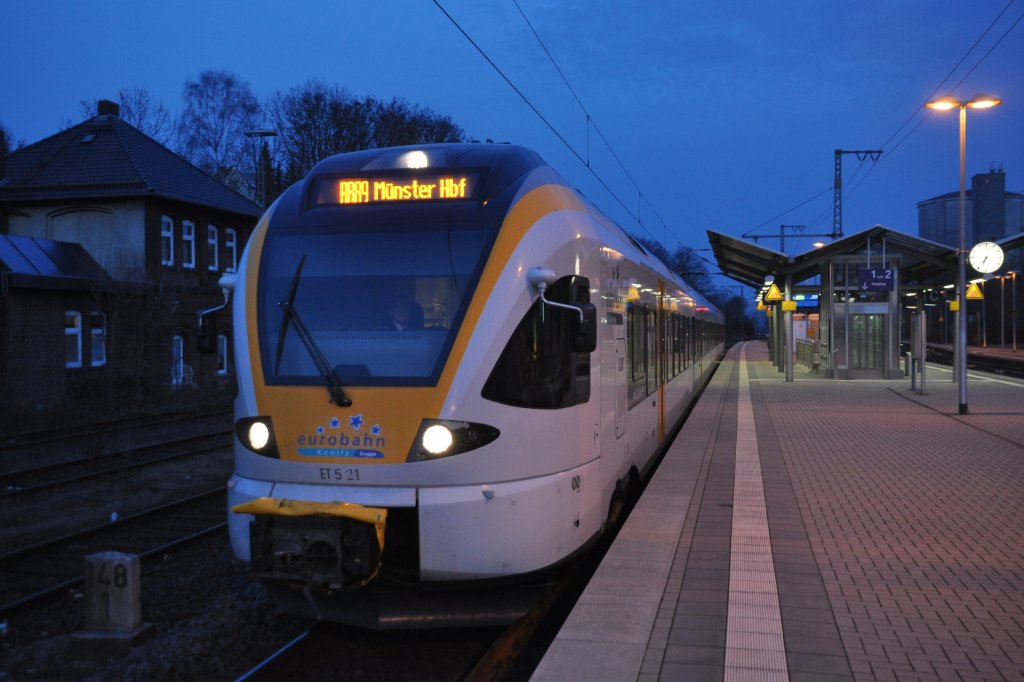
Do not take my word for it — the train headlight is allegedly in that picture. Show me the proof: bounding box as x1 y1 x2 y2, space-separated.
422 424 454 455
236 417 280 458
408 419 500 462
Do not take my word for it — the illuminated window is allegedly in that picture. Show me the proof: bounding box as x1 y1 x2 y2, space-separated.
225 227 237 273
182 221 196 269
217 334 229 374
161 216 174 266
207 225 219 271
65 311 82 368
90 312 106 367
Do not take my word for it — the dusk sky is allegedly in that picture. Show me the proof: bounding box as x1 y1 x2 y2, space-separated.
3 1 1022 268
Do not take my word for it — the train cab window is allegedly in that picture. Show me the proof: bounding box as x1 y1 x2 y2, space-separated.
482 276 591 409
259 223 492 387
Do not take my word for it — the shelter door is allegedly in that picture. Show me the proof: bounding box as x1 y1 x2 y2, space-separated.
851 314 884 371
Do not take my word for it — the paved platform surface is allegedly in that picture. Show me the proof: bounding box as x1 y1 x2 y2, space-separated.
532 341 1024 682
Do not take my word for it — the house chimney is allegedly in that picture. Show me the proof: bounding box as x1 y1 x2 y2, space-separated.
97 99 120 117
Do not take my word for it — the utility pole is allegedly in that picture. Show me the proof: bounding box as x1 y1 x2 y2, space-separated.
834 149 882 239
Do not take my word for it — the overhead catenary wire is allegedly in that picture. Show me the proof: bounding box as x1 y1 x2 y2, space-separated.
511 1 679 245
755 1 1021 239
433 0 678 248
878 0 1017 155
845 3 1022 205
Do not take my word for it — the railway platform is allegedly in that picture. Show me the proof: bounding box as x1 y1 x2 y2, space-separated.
532 340 1024 682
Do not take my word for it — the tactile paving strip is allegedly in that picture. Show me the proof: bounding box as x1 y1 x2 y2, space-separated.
724 348 788 681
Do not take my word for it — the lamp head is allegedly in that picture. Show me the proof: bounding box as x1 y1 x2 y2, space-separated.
926 95 960 111
967 94 1002 109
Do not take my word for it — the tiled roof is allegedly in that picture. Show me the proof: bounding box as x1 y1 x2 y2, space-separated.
0 115 258 217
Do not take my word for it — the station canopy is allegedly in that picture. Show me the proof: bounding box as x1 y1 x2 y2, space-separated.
706 225 1024 290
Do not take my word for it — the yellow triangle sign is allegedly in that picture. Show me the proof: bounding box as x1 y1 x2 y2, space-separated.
965 282 984 300
763 282 784 302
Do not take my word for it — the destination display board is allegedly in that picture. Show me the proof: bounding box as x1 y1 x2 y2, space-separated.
313 172 479 206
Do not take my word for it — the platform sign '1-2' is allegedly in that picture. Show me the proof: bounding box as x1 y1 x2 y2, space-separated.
858 268 894 292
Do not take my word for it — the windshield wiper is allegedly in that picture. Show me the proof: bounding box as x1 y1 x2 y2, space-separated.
274 256 352 407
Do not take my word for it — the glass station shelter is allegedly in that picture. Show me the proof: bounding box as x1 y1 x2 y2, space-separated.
707 226 1023 380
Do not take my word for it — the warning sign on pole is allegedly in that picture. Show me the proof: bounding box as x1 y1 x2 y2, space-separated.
965 282 984 300
763 282 784 302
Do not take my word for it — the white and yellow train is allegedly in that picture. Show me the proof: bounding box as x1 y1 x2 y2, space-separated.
223 143 723 626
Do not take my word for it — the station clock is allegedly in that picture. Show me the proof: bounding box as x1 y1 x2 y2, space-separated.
968 241 1004 273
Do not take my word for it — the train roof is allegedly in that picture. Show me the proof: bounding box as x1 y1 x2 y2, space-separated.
299 143 720 319
307 143 545 184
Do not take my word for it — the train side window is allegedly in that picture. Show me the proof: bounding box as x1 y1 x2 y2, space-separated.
671 314 681 377
645 307 657 395
626 302 649 408
482 276 591 409
629 303 645 383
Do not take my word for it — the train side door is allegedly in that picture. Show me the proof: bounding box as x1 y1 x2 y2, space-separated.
615 337 626 438
657 281 666 440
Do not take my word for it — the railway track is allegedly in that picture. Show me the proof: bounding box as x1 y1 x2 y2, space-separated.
0 430 232 496
0 487 227 616
927 345 1024 379
0 408 232 451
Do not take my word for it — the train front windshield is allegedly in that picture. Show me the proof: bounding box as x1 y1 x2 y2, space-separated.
258 222 492 387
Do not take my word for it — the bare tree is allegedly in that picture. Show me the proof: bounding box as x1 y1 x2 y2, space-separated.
117 86 174 144
177 70 260 183
267 79 358 184
74 87 174 144
636 237 715 297
1 121 24 154
370 97 463 148
268 81 466 185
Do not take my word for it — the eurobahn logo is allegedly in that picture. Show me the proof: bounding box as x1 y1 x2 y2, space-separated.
295 413 385 458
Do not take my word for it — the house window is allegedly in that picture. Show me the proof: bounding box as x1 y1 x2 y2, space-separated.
225 227 237 273
161 216 174 266
171 334 185 385
90 312 107 367
217 334 229 374
65 311 83 368
182 221 196 269
207 225 219 271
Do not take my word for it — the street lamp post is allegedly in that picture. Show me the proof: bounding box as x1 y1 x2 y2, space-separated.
999 275 1006 349
244 129 278 215
925 93 1002 415
1012 271 1018 352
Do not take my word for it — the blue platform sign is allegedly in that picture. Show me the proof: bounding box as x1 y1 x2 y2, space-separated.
858 268 895 291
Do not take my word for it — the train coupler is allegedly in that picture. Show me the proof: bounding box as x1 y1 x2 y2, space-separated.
232 498 387 589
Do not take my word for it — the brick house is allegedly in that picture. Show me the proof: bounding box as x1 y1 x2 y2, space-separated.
0 101 258 429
